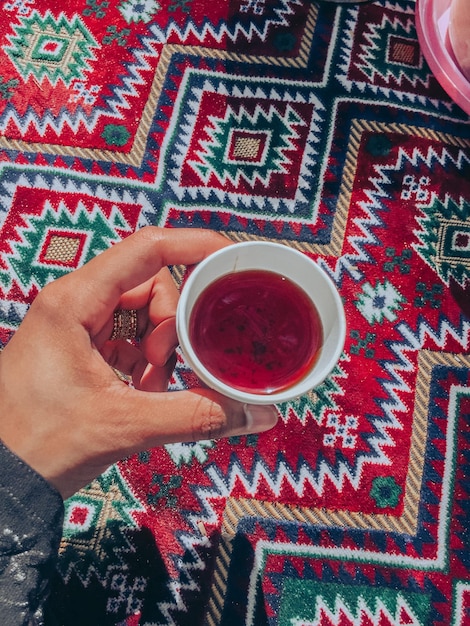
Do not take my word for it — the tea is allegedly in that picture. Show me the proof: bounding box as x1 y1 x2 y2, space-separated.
188 269 323 394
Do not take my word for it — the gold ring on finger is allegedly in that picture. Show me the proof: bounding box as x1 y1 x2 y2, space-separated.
110 309 139 341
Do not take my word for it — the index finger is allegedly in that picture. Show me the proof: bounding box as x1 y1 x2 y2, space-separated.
64 227 232 332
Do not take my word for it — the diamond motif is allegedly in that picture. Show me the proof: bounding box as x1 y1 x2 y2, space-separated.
188 99 304 188
342 4 436 95
453 231 470 252
64 500 100 535
438 220 470 261
0 172 141 299
33 34 67 60
359 19 425 82
0 202 122 292
415 197 470 286
5 11 99 86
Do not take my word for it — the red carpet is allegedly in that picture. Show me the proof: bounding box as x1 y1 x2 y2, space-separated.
0 0 470 624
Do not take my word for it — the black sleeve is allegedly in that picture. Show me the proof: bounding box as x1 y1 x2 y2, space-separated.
0 441 64 626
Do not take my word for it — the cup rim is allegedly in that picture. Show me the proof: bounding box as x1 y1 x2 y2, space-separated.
176 241 346 404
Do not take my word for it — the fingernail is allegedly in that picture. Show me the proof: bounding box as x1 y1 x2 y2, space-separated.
243 404 278 433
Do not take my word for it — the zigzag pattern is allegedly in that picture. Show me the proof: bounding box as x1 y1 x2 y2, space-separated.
0 29 161 136
266 557 448 625
395 313 470 353
156 532 211 626
328 141 470 285
186 446 392 529
149 0 303 46
372 315 470 462
164 72 321 214
98 31 161 121
336 1 459 115
324 152 391 284
289 595 423 626
0 298 27 329
0 168 155 215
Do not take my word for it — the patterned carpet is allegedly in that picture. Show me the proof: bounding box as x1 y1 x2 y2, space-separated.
0 0 470 624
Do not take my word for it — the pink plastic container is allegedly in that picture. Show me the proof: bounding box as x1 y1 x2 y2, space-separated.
448 0 470 81
416 0 470 115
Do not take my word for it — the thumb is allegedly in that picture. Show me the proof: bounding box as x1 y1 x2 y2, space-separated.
56 389 278 498
103 387 278 456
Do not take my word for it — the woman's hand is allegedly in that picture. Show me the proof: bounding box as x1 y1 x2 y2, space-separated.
0 227 278 499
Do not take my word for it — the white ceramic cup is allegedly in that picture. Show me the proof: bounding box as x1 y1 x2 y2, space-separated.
176 241 346 404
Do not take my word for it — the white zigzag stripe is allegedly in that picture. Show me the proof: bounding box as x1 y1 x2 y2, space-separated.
161 317 470 624
0 171 154 217
289 594 422 626
374 315 470 467
184 314 470 533
397 316 470 353
163 70 321 214
320 156 389 284
98 32 161 120
155 533 210 626
0 107 102 137
324 142 470 284
149 0 302 46
188 446 391 530
0 31 160 135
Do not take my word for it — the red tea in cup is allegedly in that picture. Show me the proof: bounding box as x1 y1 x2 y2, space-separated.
188 269 323 394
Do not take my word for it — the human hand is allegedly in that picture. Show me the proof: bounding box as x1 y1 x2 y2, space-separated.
0 227 278 498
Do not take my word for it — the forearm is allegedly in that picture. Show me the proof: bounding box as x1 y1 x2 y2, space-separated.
0 441 64 625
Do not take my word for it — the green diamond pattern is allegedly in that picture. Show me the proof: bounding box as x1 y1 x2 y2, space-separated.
0 202 124 292
190 104 304 187
356 16 428 87
415 197 470 286
5 11 99 86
